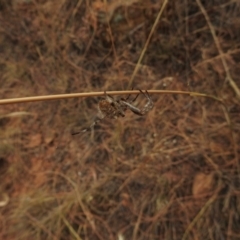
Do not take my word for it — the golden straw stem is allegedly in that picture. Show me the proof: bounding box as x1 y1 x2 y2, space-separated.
0 90 222 105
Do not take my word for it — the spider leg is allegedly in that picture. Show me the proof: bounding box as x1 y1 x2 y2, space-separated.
130 92 140 103
124 92 131 101
138 90 154 114
72 115 104 135
121 90 153 116
120 100 144 116
103 91 126 118
104 91 114 104
121 88 139 103
124 86 135 101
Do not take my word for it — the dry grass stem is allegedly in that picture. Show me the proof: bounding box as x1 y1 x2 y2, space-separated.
128 0 169 88
1 1 239 239
0 90 223 105
196 0 240 100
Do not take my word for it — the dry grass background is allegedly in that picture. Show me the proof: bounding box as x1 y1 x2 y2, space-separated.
0 0 240 239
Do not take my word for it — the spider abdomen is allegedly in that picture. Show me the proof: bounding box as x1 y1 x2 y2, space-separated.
98 100 126 119
74 90 153 134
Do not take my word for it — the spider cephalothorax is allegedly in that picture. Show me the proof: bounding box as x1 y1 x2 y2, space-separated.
73 90 153 134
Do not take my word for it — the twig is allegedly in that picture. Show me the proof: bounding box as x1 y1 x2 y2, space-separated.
182 179 222 240
195 0 240 100
195 0 240 173
128 0 169 88
0 90 223 105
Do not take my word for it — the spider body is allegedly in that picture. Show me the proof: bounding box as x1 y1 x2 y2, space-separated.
72 90 153 134
119 90 154 116
98 95 126 119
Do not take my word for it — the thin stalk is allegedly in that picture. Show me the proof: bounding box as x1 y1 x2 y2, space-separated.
0 90 223 105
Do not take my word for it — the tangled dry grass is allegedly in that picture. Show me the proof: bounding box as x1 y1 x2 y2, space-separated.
0 0 240 239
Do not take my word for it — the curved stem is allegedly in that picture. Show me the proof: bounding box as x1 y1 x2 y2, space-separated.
0 90 223 105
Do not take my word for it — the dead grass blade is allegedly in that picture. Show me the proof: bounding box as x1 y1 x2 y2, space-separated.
0 111 34 119
0 90 223 105
195 0 240 100
128 0 169 88
182 179 222 240
60 213 82 240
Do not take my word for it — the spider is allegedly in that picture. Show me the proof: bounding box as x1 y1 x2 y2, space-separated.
72 89 154 134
